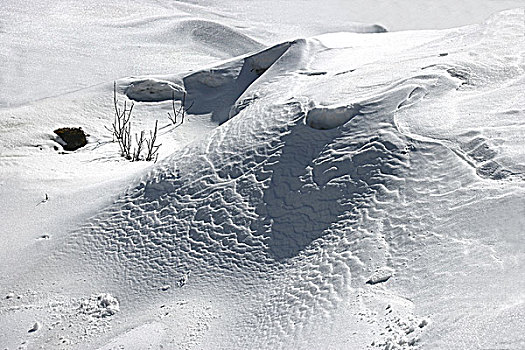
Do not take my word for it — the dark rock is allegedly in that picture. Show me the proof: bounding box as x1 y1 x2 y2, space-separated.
53 127 87 151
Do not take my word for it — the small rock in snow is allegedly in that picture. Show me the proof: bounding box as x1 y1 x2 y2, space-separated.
28 322 41 333
177 274 188 288
53 127 87 151
366 267 394 285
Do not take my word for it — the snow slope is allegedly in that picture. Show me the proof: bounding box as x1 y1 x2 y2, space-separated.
1 3 524 350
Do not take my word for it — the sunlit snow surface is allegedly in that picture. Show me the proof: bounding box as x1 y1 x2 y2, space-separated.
0 3 524 350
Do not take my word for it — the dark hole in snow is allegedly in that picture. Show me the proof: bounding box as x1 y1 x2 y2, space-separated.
53 127 87 151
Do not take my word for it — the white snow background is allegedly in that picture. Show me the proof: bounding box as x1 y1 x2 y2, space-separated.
0 1 524 349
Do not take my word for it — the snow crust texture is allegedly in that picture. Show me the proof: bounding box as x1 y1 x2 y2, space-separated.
78 294 120 318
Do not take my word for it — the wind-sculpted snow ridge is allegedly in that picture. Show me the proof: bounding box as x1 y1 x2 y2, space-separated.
60 11 523 348
121 41 293 123
64 95 417 348
108 17 265 57
2 9 524 350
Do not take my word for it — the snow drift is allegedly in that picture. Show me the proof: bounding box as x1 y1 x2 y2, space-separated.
1 7 524 350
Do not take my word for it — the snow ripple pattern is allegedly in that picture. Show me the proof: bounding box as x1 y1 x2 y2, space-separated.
56 10 524 348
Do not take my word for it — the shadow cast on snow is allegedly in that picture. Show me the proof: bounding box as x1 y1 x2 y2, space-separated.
252 113 404 260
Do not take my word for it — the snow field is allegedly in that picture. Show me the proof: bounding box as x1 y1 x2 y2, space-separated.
0 5 524 350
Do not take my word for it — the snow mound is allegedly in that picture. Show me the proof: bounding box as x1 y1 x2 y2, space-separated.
165 19 264 57
123 78 186 102
50 10 523 348
305 103 361 129
121 41 293 123
78 293 120 318
113 17 265 57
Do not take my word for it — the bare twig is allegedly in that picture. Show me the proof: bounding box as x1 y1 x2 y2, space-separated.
145 120 161 162
106 81 135 159
167 91 193 125
132 130 145 161
36 193 49 206
121 121 132 160
107 82 162 162
167 91 178 124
